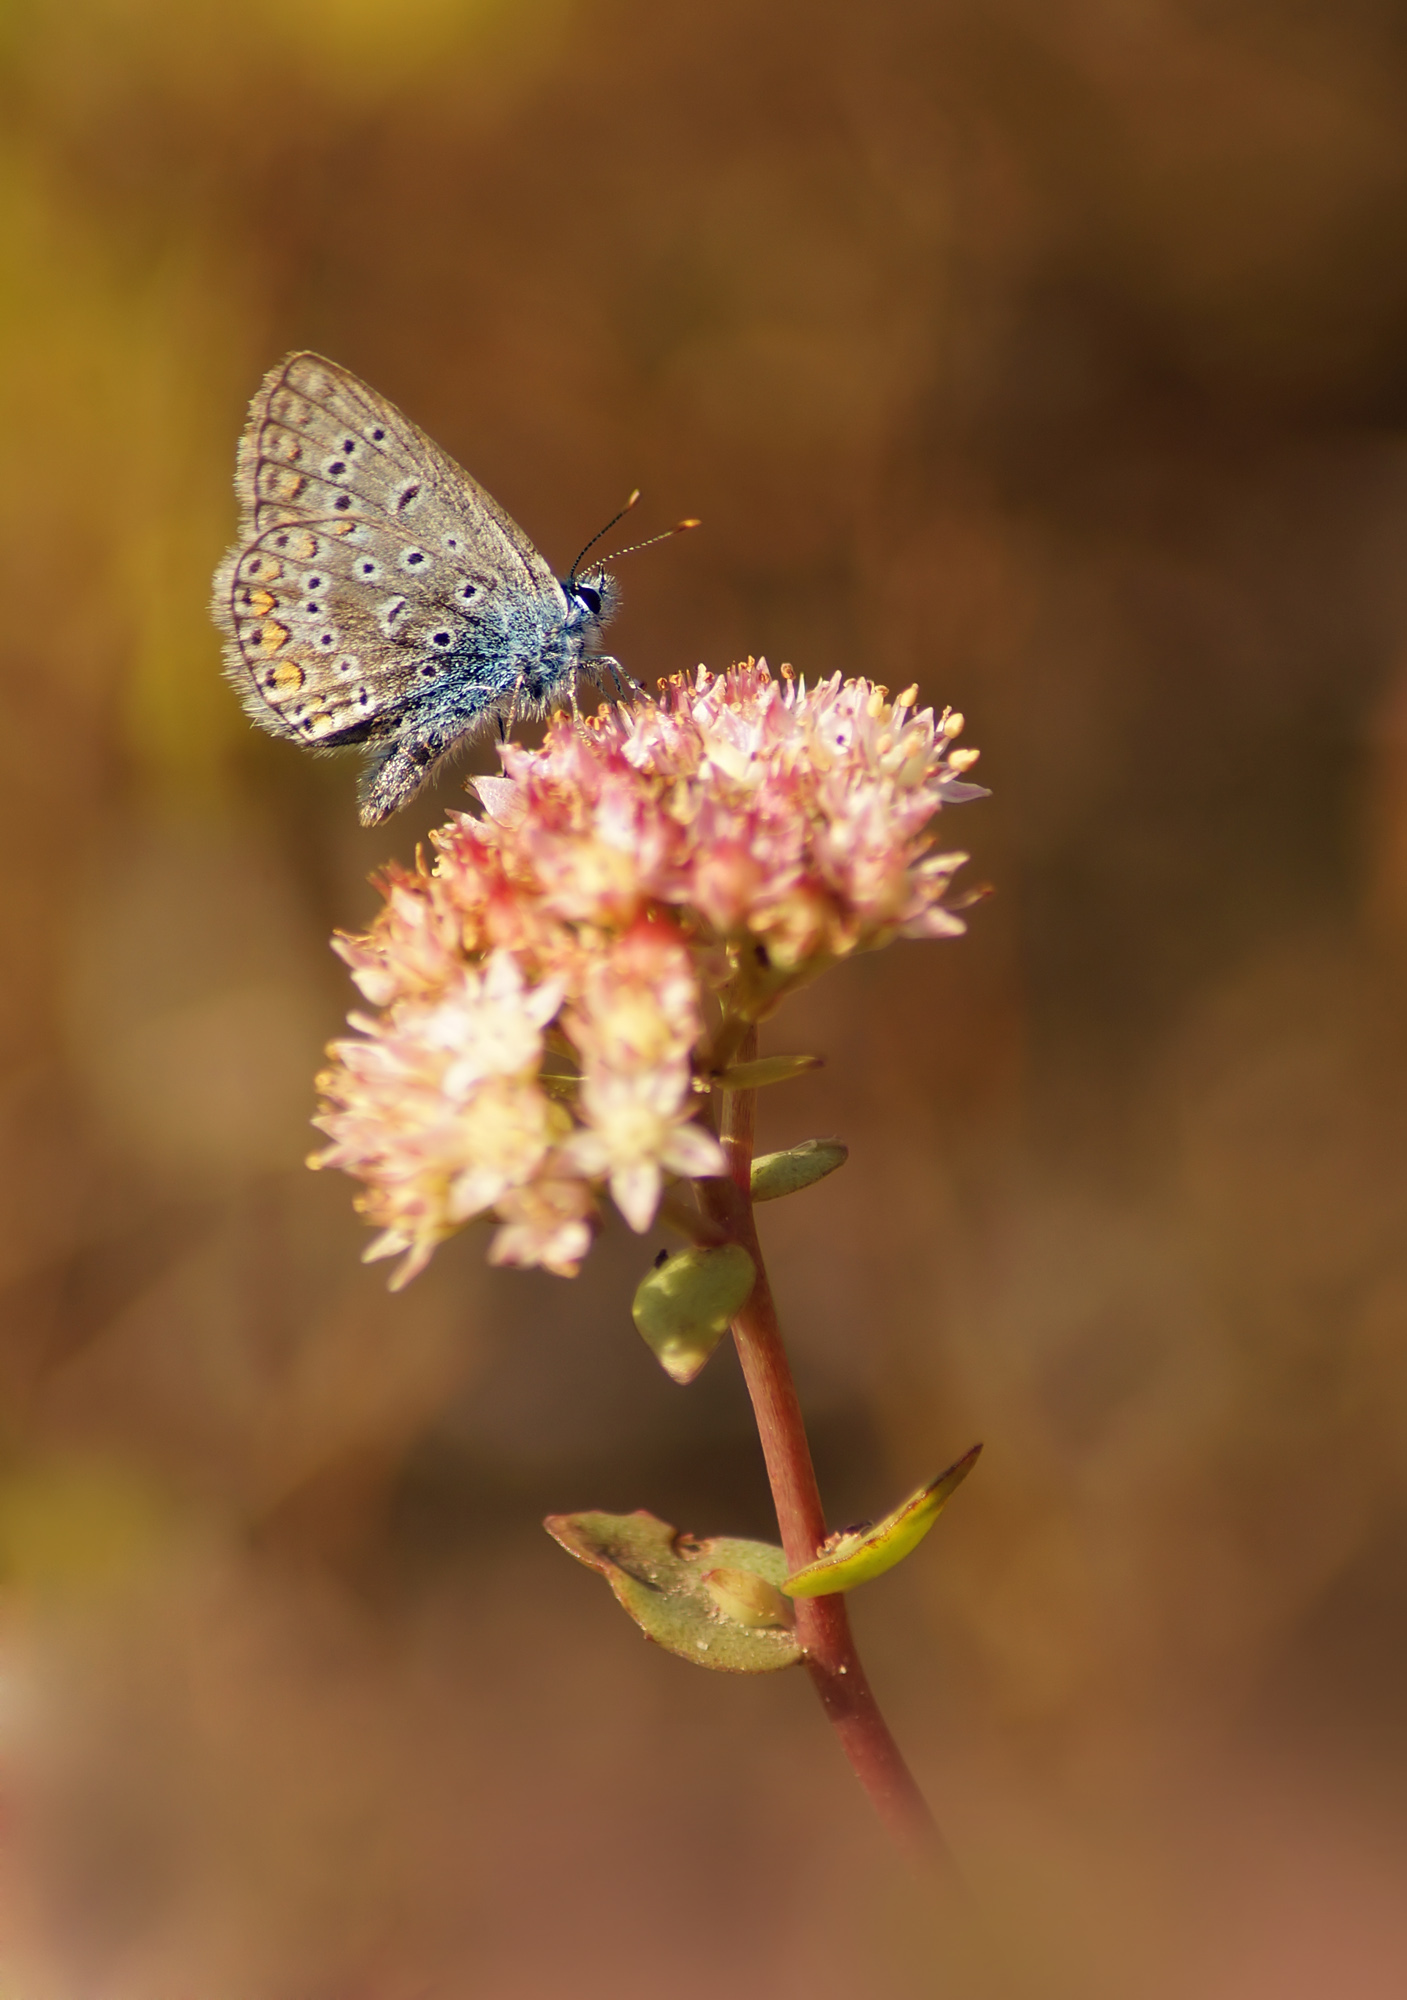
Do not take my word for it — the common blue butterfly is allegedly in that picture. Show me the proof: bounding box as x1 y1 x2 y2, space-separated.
212 353 628 824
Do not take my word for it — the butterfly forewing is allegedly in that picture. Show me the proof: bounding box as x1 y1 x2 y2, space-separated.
220 356 541 740
239 356 539 572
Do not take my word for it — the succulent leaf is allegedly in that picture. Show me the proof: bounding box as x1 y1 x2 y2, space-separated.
632 1244 756 1383
751 1138 848 1202
714 1053 823 1090
782 1444 982 1597
544 1510 802 1672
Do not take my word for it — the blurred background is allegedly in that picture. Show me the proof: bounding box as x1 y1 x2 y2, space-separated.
3 0 1407 1992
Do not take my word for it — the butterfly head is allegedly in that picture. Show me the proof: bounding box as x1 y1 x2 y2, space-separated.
563 568 618 632
561 491 696 644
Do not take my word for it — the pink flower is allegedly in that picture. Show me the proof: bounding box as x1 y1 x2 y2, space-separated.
565 921 702 1075
312 661 983 1284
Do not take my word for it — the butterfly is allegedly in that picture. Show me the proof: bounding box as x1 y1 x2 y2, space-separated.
212 352 641 826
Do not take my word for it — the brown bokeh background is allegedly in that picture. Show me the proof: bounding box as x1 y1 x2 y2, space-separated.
4 0 1407 1992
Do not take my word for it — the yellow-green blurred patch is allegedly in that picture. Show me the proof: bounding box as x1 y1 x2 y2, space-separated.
4 0 575 110
0 1460 177 1596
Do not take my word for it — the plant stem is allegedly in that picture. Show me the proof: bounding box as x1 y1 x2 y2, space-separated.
698 1027 955 1874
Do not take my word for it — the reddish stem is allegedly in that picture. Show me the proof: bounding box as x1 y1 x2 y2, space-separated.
697 1029 955 1873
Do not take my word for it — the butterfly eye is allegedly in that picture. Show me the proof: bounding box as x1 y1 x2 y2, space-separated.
578 585 602 617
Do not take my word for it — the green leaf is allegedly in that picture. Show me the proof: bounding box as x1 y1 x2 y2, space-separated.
631 1243 756 1384
714 1053 823 1091
544 1510 802 1672
782 1444 982 1597
751 1138 848 1202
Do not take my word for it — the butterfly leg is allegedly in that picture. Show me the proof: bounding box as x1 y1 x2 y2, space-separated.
586 653 643 702
502 666 529 742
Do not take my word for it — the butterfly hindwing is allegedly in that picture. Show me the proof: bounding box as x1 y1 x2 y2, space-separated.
223 513 534 747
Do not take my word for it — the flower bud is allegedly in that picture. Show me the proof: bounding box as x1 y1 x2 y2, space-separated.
632 1244 757 1384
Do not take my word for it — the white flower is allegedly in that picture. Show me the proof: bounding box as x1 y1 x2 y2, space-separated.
445 1076 560 1220
417 951 563 1101
563 1068 726 1232
489 1177 596 1277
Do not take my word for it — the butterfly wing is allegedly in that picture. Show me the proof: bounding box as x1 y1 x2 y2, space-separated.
212 353 579 807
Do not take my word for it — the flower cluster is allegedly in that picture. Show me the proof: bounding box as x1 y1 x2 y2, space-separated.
311 661 984 1286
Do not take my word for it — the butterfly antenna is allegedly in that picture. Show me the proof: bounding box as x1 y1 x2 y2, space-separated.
569 490 641 583
600 518 701 564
